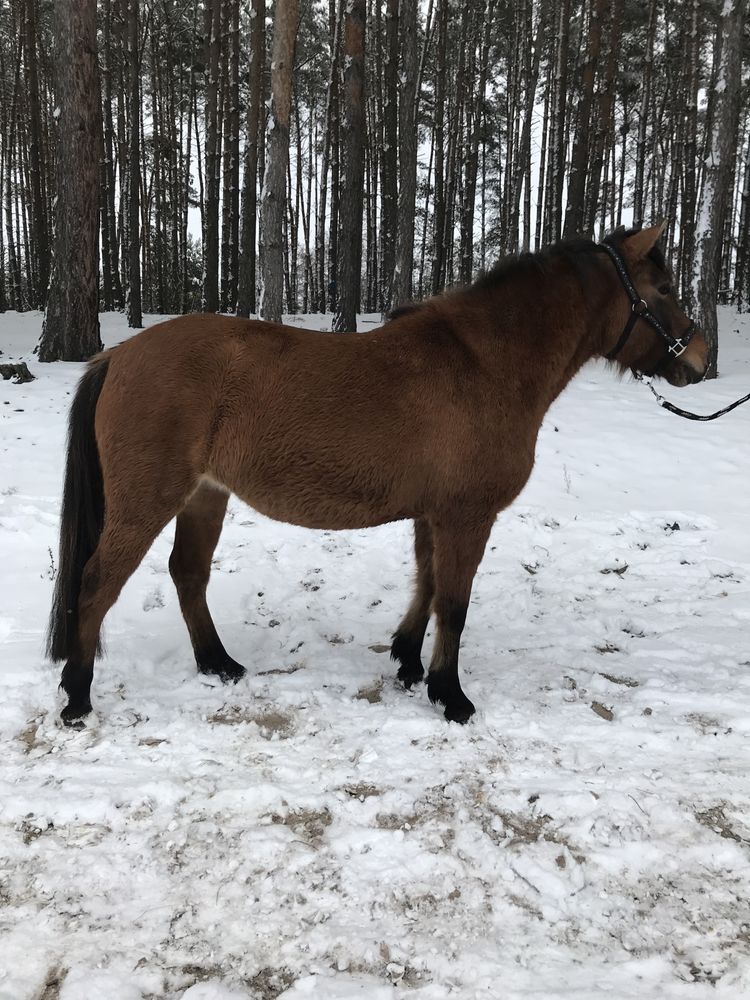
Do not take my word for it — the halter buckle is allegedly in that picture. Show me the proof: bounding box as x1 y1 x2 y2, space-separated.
667 338 687 357
632 298 649 317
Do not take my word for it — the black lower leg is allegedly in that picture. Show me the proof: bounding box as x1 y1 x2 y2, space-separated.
427 603 475 723
391 627 427 688
194 624 246 683
427 667 475 723
392 518 434 689
59 660 94 725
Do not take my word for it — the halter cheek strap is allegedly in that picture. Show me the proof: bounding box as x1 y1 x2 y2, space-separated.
598 242 695 362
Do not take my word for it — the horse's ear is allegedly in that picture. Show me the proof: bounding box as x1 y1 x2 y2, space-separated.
624 221 666 259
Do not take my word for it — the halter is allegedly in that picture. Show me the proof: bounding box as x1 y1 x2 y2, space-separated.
598 242 695 362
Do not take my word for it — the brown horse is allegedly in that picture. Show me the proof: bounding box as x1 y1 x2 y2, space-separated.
48 224 707 725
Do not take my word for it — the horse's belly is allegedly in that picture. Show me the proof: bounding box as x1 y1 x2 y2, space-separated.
235 485 409 531
224 459 413 531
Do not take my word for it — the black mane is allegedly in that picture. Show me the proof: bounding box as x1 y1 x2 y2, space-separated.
387 227 667 320
474 226 667 293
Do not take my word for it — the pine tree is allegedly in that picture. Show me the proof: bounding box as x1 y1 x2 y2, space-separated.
38 0 101 361
259 0 298 322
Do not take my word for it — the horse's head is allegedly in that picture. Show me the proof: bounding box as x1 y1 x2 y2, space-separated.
601 225 708 387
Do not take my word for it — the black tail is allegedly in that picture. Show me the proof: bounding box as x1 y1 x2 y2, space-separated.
46 357 110 661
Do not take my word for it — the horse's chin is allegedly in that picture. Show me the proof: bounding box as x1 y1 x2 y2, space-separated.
644 360 705 387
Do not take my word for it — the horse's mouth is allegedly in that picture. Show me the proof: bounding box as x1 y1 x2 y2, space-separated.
662 361 706 388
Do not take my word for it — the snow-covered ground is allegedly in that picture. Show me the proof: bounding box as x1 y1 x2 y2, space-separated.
1 308 750 1000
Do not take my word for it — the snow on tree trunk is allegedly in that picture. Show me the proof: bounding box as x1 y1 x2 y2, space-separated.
380 0 398 312
202 0 221 313
126 0 142 329
391 0 418 307
688 0 744 378
259 0 298 323
332 0 366 333
237 0 264 318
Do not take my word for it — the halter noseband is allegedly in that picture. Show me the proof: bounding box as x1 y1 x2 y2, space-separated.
598 242 695 362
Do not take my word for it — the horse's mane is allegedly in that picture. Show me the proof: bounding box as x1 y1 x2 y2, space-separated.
388 227 667 320
473 227 667 292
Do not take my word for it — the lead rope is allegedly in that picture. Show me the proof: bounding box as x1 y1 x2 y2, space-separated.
635 372 750 422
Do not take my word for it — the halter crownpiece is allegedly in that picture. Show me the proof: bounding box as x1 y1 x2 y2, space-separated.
598 241 696 362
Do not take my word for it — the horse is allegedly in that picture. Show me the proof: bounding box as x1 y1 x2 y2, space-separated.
47 224 707 725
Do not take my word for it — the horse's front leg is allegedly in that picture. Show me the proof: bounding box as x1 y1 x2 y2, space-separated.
391 518 434 688
426 516 493 723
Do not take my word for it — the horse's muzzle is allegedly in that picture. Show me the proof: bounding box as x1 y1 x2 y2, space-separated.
663 359 707 387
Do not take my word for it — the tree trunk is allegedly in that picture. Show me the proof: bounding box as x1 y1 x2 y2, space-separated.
259 0 298 322
458 0 493 284
583 0 621 237
316 2 340 313
24 0 49 307
689 0 744 376
547 0 570 242
332 0 366 332
38 0 102 361
633 0 657 229
237 0 264 317
430 0 447 293
380 0 398 311
563 0 604 238
126 0 142 327
735 133 750 311
202 0 221 312
392 0 417 306
220 0 240 313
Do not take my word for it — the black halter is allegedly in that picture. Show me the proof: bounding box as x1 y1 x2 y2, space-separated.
598 242 695 362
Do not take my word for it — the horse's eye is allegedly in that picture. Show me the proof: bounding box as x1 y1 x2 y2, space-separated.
658 284 671 295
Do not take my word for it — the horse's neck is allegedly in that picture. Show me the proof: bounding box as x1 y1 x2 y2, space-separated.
479 272 603 411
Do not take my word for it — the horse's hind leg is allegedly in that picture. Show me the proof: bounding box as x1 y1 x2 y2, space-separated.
391 518 434 688
426 517 493 723
168 481 245 683
60 513 175 724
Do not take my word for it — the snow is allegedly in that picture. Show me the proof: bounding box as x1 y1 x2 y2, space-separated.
1 308 750 999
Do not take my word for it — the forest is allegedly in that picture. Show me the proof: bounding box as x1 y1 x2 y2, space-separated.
0 0 747 369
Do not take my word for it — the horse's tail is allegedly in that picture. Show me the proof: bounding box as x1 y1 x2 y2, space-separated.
47 355 110 662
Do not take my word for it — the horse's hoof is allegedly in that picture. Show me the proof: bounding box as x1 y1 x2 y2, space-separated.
219 661 246 684
198 654 247 685
397 662 424 689
60 700 92 727
427 674 475 724
442 696 476 724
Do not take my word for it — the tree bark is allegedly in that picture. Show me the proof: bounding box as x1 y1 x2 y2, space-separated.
689 0 744 376
38 0 101 361
259 0 298 322
237 0 264 317
430 0 447 293
380 0 398 311
24 0 49 306
332 0 366 332
392 0 418 305
563 0 604 238
202 0 221 312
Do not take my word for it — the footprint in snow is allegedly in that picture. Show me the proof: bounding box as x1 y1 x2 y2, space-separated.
142 588 165 612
